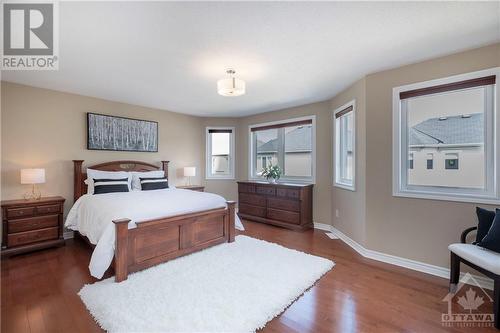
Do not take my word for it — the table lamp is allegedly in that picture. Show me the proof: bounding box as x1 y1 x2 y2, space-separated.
21 168 45 200
183 167 196 186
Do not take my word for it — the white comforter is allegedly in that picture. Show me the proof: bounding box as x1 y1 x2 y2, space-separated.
65 188 244 278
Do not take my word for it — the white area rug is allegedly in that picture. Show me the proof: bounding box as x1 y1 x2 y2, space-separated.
79 235 334 332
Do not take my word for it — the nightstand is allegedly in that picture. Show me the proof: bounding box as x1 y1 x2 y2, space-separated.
1 196 65 257
177 185 205 192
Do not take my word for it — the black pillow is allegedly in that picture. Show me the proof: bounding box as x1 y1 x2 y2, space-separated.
477 209 500 253
140 177 169 191
475 207 496 244
93 178 129 194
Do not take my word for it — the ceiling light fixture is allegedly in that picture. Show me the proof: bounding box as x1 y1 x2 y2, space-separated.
217 69 245 97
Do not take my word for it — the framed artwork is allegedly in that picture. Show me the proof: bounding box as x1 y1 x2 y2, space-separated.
87 113 158 152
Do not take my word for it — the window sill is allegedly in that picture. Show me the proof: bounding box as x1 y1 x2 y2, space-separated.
205 176 235 180
334 183 356 192
393 190 500 205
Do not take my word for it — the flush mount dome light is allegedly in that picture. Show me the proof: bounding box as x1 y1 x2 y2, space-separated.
217 69 245 96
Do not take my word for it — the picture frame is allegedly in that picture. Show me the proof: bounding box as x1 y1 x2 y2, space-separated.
87 112 158 152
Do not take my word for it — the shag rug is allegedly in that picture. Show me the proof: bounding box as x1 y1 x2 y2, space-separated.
79 235 334 332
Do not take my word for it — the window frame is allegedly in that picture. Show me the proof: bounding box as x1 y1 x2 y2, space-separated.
333 100 356 191
444 152 459 170
248 116 316 184
392 67 500 204
205 126 235 180
426 153 433 170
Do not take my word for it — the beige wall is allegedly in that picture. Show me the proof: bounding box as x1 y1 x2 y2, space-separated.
1 82 204 215
330 78 367 245
364 43 500 267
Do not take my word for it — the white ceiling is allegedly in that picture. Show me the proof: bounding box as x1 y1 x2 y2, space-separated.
3 1 499 117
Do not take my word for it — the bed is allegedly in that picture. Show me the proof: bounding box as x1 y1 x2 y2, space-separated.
67 160 241 282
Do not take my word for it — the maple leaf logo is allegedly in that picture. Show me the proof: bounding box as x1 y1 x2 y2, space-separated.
457 288 484 313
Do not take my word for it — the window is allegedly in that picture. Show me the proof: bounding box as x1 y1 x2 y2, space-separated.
206 127 235 179
426 153 433 170
249 116 315 182
334 101 355 190
393 68 499 204
445 153 459 170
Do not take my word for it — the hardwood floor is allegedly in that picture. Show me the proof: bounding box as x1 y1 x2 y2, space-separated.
1 220 495 332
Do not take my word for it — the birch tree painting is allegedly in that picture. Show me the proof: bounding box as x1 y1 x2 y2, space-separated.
87 113 158 152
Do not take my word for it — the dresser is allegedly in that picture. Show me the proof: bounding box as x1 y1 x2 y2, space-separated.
1 196 65 256
237 181 313 231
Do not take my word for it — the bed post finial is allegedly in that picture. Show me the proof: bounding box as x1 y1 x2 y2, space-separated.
113 218 130 282
73 160 84 203
161 161 170 179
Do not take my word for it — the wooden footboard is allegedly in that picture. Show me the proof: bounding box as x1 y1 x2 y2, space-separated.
112 201 236 282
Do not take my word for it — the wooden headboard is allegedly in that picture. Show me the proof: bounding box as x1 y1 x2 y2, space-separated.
73 160 170 202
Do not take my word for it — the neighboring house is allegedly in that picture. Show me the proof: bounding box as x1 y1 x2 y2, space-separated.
408 113 484 188
257 125 312 176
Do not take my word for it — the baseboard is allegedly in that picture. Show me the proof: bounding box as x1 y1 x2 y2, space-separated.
313 223 494 290
63 231 74 240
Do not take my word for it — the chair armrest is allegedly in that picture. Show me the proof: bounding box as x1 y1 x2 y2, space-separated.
460 226 478 244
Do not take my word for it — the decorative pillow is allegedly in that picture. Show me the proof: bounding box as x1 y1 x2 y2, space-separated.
86 169 131 194
475 207 496 244
477 209 500 253
131 170 165 190
93 178 130 195
140 177 169 191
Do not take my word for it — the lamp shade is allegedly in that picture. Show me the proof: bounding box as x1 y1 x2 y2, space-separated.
217 77 246 97
21 168 45 184
183 167 196 177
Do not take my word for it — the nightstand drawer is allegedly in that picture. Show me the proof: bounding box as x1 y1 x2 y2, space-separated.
36 204 61 215
8 227 58 247
9 215 59 233
6 207 35 219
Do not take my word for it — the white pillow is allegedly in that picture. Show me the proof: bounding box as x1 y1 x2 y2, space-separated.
131 170 166 190
86 169 131 194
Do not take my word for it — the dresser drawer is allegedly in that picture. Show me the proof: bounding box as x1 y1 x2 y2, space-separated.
6 207 35 219
8 215 59 234
239 203 267 218
239 193 266 207
267 197 300 212
267 208 300 224
256 186 275 196
238 183 256 193
277 188 301 200
36 204 61 215
8 227 58 247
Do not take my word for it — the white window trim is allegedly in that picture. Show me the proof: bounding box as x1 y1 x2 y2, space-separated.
205 126 235 180
333 100 356 191
392 67 500 205
248 116 316 184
